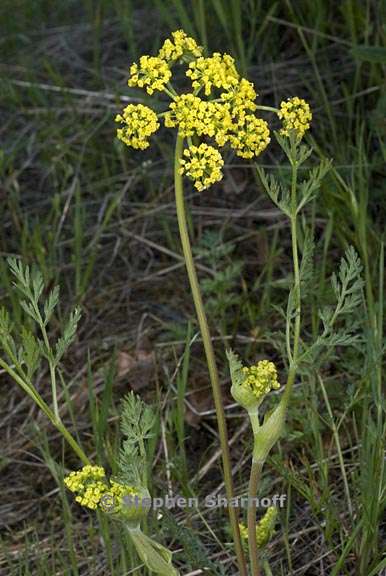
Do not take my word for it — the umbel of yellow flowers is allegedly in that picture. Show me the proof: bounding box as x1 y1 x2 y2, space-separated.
65 466 179 575
115 29 312 191
64 465 150 520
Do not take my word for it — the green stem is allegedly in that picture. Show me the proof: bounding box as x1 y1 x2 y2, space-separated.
255 105 279 114
56 421 90 465
39 320 60 421
0 357 89 465
263 559 274 576
280 160 300 412
248 460 263 576
174 134 248 576
290 161 301 366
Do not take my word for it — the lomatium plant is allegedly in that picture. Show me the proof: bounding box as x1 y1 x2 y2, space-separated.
115 29 363 576
1 29 365 576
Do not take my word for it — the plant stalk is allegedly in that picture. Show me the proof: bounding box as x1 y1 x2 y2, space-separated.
247 150 302 575
248 459 263 576
290 160 301 366
281 157 301 411
174 134 248 576
0 357 90 465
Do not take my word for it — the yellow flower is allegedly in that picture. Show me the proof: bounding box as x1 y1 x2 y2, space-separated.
64 466 108 510
221 78 257 117
179 143 224 191
207 102 233 147
106 481 151 520
241 360 280 402
109 480 137 504
64 466 146 516
128 55 172 95
239 507 277 549
159 29 202 63
115 104 159 150
186 52 239 96
74 480 108 510
64 465 105 492
278 97 312 139
164 94 233 145
164 94 209 137
229 115 270 159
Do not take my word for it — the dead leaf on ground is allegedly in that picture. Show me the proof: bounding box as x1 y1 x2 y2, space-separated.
117 339 155 391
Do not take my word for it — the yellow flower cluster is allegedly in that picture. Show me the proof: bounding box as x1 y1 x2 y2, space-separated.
110 480 136 503
64 465 139 513
128 55 172 95
64 465 107 510
186 53 239 95
239 506 277 549
229 115 271 159
159 29 202 63
164 94 232 146
115 104 159 150
74 481 107 509
278 97 312 139
99 480 137 513
117 30 313 191
179 143 224 191
164 94 210 137
241 360 280 402
220 78 257 117
207 102 234 147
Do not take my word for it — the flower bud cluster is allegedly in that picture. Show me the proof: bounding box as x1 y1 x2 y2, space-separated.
241 360 280 403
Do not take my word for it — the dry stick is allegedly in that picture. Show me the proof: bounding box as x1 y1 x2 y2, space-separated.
174 134 248 576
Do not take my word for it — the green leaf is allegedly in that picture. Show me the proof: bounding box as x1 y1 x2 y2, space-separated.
8 257 32 299
20 327 41 379
43 285 59 325
0 307 12 337
129 529 179 576
274 131 313 166
297 158 331 212
55 307 81 363
120 391 156 441
226 348 244 388
20 300 41 324
257 165 290 215
31 266 44 303
118 392 156 487
299 228 314 298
